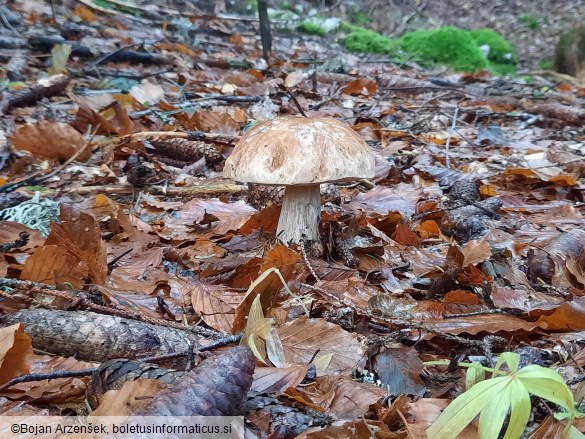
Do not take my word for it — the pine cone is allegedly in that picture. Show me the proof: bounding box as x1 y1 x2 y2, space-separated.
124 155 167 187
150 138 223 165
135 346 255 416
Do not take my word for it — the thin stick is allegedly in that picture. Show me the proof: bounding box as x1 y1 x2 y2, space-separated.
0 6 21 36
0 369 96 392
59 184 245 195
279 84 307 117
445 107 459 169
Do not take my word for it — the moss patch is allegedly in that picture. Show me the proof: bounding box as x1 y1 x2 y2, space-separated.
343 27 396 54
398 27 489 72
343 25 517 74
470 28 517 66
538 59 553 70
298 21 327 35
519 14 539 29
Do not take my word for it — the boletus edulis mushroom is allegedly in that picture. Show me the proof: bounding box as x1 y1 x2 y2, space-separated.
224 116 375 250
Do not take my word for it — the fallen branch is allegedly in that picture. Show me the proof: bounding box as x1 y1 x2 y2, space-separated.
59 184 246 195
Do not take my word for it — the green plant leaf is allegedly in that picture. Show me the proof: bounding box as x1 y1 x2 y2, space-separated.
466 362 486 390
502 379 531 439
568 425 585 439
517 365 575 421
428 357 577 439
494 351 520 375
479 387 512 439
427 376 510 439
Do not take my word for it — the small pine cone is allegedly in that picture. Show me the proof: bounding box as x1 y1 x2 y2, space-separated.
446 180 480 206
124 156 167 187
150 138 223 165
336 239 359 268
126 163 156 186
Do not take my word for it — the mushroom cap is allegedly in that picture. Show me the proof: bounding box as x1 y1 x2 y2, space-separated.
224 116 375 185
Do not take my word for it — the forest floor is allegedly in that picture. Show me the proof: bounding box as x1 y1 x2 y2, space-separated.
1 0 585 438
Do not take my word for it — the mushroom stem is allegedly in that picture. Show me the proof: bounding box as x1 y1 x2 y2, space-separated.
277 184 321 245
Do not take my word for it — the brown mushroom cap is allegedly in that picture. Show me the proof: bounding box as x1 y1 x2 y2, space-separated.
224 116 375 185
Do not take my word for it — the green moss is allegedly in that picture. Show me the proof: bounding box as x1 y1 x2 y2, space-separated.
343 27 396 54
470 28 517 65
298 21 327 35
342 25 517 74
397 27 489 72
519 14 539 29
539 59 554 70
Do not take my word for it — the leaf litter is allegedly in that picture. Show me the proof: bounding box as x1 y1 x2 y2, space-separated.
1 0 585 437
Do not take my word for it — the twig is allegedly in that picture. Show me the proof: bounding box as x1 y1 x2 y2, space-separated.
279 84 307 117
59 184 245 196
444 106 459 169
0 369 96 392
300 281 500 351
300 239 320 281
454 128 479 148
49 0 60 30
0 6 21 36
107 248 133 267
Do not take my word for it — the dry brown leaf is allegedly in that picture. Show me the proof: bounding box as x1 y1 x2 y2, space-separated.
70 102 119 135
491 286 563 313
277 317 363 374
107 265 168 294
406 398 479 438
537 298 585 331
342 78 378 96
190 280 243 332
528 415 568 439
20 245 89 288
393 223 421 247
252 365 309 393
422 314 547 335
5 356 93 403
317 278 379 311
240 204 280 235
284 70 305 88
0 221 45 251
10 121 91 161
303 376 387 418
348 184 439 216
461 239 492 266
45 205 107 285
0 398 49 415
166 199 256 236
90 379 162 416
374 347 426 397
260 244 300 271
190 110 240 136
98 285 164 319
0 324 32 385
